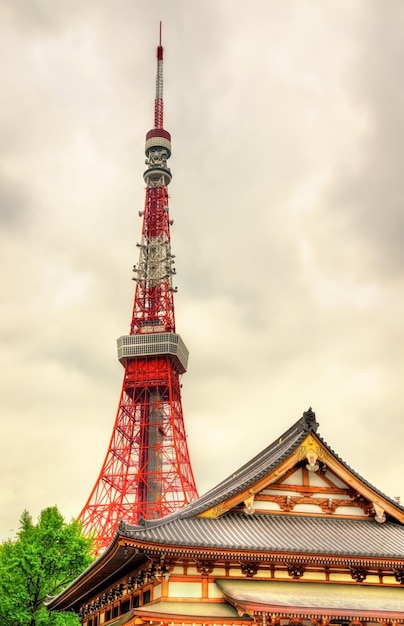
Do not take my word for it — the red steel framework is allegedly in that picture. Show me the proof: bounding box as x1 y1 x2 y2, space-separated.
79 25 198 552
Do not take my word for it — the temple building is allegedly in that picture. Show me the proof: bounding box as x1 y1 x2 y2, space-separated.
47 409 404 624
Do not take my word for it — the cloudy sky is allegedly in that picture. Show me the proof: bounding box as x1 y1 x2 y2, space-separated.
1 0 404 540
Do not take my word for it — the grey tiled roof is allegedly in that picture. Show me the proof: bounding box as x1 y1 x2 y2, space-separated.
216 579 404 615
122 512 404 561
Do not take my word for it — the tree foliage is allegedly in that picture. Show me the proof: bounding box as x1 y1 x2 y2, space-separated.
0 506 93 626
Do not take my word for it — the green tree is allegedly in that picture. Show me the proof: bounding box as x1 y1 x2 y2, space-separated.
0 506 93 626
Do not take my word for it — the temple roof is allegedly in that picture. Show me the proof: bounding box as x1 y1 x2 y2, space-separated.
120 512 404 563
216 579 404 619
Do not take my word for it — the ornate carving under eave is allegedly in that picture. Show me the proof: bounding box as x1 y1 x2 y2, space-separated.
244 494 256 515
351 491 377 517
373 502 386 523
148 553 171 577
349 566 368 582
195 559 214 574
394 569 404 584
285 562 305 579
240 561 259 577
263 492 372 515
235 604 254 619
79 583 124 618
78 560 160 619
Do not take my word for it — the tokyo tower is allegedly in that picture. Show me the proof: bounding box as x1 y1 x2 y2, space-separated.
79 25 198 552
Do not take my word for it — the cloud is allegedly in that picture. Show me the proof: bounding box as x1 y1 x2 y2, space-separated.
1 1 404 540
307 3 404 278
0 171 31 230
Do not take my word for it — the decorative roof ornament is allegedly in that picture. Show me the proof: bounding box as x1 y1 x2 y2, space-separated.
373 503 387 523
301 407 319 432
244 494 256 515
305 448 320 472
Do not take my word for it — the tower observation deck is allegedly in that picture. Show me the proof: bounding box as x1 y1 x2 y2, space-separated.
79 25 198 552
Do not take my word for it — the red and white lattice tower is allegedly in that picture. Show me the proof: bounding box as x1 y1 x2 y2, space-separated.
79 25 198 552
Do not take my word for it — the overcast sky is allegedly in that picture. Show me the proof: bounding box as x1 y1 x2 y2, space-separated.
1 0 404 540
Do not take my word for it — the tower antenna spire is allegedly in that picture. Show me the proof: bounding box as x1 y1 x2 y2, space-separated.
155 21 164 129
78 28 198 554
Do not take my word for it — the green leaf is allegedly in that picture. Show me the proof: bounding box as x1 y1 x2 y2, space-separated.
0 506 93 626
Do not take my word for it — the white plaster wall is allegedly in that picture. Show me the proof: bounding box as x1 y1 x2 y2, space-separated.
168 581 202 598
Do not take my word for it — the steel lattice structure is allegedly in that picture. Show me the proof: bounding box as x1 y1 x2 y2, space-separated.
79 25 198 553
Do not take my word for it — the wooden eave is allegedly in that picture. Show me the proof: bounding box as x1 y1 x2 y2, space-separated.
223 595 404 622
198 432 404 524
118 535 404 570
134 601 246 622
46 538 148 612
